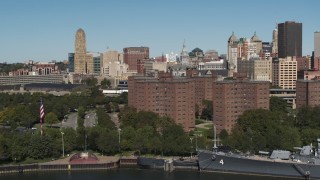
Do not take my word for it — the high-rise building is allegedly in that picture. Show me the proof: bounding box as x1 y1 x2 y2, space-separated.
68 53 74 73
74 28 94 74
128 72 195 131
315 31 320 58
227 32 238 75
278 21 302 58
250 32 262 56
237 57 272 82
272 57 297 89
213 79 270 133
272 26 278 57
123 47 149 71
93 56 101 75
296 79 320 109
100 50 128 78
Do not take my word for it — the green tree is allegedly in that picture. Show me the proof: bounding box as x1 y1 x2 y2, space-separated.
96 108 115 129
96 130 118 155
0 135 9 160
28 135 56 159
45 112 59 127
62 128 77 153
85 77 98 87
270 96 288 113
121 126 136 151
201 100 213 120
101 78 111 89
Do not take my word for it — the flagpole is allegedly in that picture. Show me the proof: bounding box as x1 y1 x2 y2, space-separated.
40 97 44 136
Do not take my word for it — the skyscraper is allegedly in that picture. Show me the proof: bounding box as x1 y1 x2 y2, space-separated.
74 28 93 74
278 21 302 58
315 31 320 58
272 26 278 56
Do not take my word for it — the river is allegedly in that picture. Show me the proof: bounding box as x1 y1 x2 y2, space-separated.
0 168 292 180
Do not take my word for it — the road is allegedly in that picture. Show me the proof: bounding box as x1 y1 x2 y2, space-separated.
84 112 97 127
61 112 78 129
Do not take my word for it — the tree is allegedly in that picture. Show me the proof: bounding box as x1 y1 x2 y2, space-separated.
45 112 59 127
135 126 155 154
96 130 118 155
121 126 136 151
96 108 115 129
62 128 77 154
101 78 111 89
28 135 56 159
201 100 213 120
0 135 9 160
270 96 288 113
85 77 98 87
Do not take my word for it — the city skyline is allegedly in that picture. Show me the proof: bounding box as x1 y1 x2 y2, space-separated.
1 0 320 63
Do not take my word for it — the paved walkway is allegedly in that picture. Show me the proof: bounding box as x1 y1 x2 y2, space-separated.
195 122 213 130
41 154 121 165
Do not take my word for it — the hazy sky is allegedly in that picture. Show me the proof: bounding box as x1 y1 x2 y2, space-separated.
1 0 320 63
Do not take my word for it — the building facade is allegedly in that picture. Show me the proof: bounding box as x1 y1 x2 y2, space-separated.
237 57 272 82
315 31 320 59
278 21 302 58
272 57 297 89
68 53 75 73
296 79 320 109
128 73 195 131
272 27 278 57
74 29 94 74
213 79 270 133
123 47 149 71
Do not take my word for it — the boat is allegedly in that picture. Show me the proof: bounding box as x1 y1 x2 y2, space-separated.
198 139 320 179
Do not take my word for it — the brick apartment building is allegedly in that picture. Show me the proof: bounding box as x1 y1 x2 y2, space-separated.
123 47 149 71
129 70 270 133
128 72 195 131
213 79 270 133
296 79 320 109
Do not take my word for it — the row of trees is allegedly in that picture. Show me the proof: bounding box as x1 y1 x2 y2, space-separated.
221 97 320 153
0 105 211 163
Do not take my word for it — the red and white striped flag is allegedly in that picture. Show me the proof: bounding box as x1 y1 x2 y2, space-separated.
40 97 44 135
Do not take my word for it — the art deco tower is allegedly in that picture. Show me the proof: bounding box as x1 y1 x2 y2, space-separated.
74 28 93 74
75 28 86 54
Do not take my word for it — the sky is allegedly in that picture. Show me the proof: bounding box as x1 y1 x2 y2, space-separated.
1 0 320 63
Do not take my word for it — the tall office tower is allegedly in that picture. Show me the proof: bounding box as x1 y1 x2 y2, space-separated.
278 21 302 58
68 53 75 73
74 28 93 74
272 26 278 56
227 32 238 75
123 47 149 71
315 31 320 58
272 57 297 89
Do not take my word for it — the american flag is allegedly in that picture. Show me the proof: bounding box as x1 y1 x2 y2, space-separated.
40 97 44 135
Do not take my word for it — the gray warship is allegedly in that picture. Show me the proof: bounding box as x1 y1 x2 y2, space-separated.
198 139 320 179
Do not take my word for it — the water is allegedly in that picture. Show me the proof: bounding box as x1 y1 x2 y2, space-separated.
0 168 292 180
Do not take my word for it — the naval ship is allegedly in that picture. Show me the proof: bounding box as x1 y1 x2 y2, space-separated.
198 139 320 179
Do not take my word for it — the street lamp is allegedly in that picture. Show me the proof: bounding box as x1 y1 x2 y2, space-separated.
189 137 193 158
118 128 121 152
61 131 65 157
